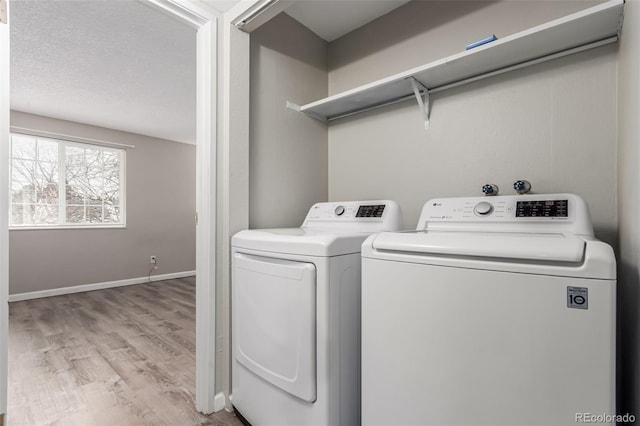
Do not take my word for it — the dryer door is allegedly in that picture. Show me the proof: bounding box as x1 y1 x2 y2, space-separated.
233 252 317 402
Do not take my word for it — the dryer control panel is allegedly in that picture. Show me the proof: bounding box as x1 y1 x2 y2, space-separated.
418 193 593 236
302 200 403 232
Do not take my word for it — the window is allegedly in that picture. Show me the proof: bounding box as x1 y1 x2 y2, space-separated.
10 133 125 228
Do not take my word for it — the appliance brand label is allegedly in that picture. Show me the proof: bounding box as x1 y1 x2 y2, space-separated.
567 286 588 310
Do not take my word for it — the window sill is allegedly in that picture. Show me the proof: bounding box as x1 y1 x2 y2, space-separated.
9 224 126 231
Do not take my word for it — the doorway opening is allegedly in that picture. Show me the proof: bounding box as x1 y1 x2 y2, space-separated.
2 0 219 420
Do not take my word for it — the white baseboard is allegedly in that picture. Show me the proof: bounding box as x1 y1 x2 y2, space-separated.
8 270 196 302
213 392 227 412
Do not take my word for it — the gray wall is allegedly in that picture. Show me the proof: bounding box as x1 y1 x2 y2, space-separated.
9 111 196 294
327 1 618 249
617 0 640 417
249 13 328 229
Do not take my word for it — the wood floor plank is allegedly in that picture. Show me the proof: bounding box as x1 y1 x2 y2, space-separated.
7 277 243 426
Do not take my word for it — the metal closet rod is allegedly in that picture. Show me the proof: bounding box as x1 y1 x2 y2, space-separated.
326 35 618 122
10 126 135 150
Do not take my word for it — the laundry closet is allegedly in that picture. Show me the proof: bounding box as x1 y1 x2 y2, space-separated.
249 1 616 241
243 0 639 420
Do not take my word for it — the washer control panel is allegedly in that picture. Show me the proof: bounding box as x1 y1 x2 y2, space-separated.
515 199 568 218
417 193 593 236
430 197 572 220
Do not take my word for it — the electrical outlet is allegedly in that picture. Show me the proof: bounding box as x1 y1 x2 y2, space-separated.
150 256 157 264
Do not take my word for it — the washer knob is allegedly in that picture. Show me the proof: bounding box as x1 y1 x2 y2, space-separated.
334 205 345 216
482 184 499 196
474 201 493 216
513 180 532 194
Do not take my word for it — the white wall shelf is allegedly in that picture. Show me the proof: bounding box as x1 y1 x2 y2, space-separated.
295 0 624 125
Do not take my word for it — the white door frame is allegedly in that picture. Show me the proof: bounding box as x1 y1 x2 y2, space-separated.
145 0 222 414
158 0 291 412
0 0 10 422
218 0 291 409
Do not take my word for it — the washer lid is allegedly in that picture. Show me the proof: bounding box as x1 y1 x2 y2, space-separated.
232 228 373 257
371 230 586 263
362 231 616 279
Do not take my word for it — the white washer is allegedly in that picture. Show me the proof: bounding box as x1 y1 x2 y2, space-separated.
231 200 402 426
361 193 616 426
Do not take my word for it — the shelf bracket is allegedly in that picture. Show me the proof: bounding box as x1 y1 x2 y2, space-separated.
287 100 328 122
286 100 301 112
409 77 430 130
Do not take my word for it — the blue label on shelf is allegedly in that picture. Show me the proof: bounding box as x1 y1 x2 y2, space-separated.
465 34 498 50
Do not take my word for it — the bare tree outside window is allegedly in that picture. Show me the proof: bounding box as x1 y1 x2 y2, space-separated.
9 133 125 227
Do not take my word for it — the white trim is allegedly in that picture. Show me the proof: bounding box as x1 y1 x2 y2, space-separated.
119 144 127 228
10 126 135 149
194 18 218 414
0 0 9 415
150 0 220 415
231 0 278 28
58 131 66 224
226 0 265 22
145 0 208 28
213 392 226 412
8 270 196 302
220 6 252 410
9 224 126 230
227 0 291 32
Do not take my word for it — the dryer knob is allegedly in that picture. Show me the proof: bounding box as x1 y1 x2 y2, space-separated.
474 201 493 216
334 205 346 216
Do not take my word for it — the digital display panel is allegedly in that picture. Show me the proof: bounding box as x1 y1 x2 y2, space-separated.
356 205 385 218
516 199 568 218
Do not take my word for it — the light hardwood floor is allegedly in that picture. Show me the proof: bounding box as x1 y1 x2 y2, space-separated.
7 277 244 426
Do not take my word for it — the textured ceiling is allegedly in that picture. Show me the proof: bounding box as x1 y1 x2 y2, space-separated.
10 0 197 144
9 0 409 145
286 0 411 42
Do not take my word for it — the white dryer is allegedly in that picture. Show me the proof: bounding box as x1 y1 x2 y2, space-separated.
231 200 402 426
361 193 616 426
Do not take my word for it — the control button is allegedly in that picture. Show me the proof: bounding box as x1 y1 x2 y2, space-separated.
474 201 493 216
334 205 346 216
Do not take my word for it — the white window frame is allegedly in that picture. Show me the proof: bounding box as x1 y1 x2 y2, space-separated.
9 132 126 230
